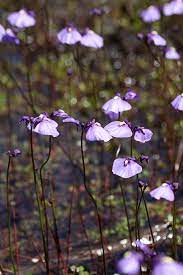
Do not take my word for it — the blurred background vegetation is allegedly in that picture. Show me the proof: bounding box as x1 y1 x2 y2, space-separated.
0 0 182 273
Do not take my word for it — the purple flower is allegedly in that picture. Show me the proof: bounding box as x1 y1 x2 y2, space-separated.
62 117 80 125
139 155 149 164
163 0 183 16
80 28 103 48
102 93 132 120
150 182 175 201
152 256 183 275
7 9 36 28
112 157 142 178
104 121 132 138
7 149 21 157
30 114 59 137
0 24 19 44
147 31 167 46
52 109 69 118
117 251 143 275
171 94 183 111
135 240 155 256
89 8 104 16
124 89 139 100
57 26 81 45
165 47 180 60
86 120 112 142
140 5 161 23
52 109 80 125
134 127 153 143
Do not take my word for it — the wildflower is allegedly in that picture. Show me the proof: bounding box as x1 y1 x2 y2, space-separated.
124 89 139 100
26 114 59 137
152 256 183 275
7 9 36 28
85 119 112 142
80 28 103 48
112 157 142 178
62 116 80 125
140 5 161 23
7 149 21 157
163 0 183 16
150 182 175 201
52 109 69 118
57 26 81 45
102 93 132 120
165 47 180 60
139 155 149 164
134 127 153 143
171 93 183 111
0 24 19 44
52 109 80 125
89 8 104 16
147 31 167 46
104 121 132 138
67 68 73 76
117 251 143 275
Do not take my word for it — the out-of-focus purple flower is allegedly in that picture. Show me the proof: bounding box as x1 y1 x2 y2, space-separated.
52 109 69 118
30 114 59 137
86 119 112 142
140 5 161 23
171 94 183 111
112 157 142 178
147 31 167 46
165 47 180 60
134 127 153 143
135 240 155 256
117 251 143 275
80 28 103 48
57 26 82 45
20 115 34 126
124 89 139 100
102 93 132 120
89 7 104 16
0 24 19 44
137 33 144 41
7 149 21 158
152 256 183 275
2 28 20 44
52 109 80 126
62 116 80 126
150 182 175 201
104 121 132 138
67 68 73 76
163 0 183 16
7 9 36 28
139 155 149 164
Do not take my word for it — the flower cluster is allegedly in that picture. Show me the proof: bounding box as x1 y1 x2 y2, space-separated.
57 26 103 48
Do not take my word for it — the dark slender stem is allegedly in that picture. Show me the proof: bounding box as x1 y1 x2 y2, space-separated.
135 180 140 241
119 181 133 246
77 195 94 262
30 129 49 274
80 128 106 274
39 136 52 273
135 186 146 244
6 156 17 274
130 136 133 157
66 185 74 267
172 197 177 259
12 207 20 275
50 181 67 274
2 62 37 115
140 186 155 245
